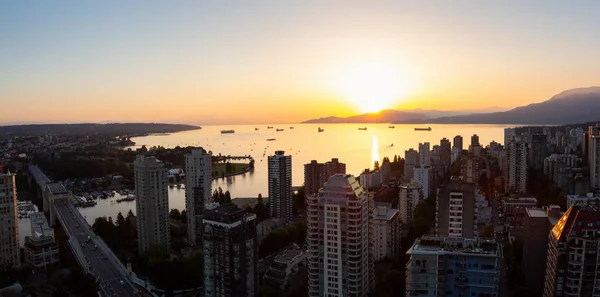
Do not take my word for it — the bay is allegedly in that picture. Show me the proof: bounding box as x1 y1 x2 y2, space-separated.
19 123 509 245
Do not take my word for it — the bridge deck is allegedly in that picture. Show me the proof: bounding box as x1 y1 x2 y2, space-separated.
53 201 143 297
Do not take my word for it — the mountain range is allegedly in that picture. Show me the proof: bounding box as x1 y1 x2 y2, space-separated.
302 87 600 125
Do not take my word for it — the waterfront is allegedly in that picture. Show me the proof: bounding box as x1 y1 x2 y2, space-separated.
19 123 509 244
130 123 509 197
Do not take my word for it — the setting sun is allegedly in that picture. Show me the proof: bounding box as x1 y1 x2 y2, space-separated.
335 61 412 113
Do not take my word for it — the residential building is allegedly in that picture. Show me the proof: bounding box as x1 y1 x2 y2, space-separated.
543 205 600 297
504 128 516 147
263 246 306 289
358 169 383 190
505 136 528 193
474 191 492 226
440 138 451 174
460 155 481 184
566 193 600 208
134 155 170 254
530 132 548 170
184 148 212 246
522 208 553 296
268 151 292 223
471 134 480 147
24 212 59 270
306 174 373 297
436 178 476 237
404 149 419 182
502 197 538 219
406 235 501 297
418 142 431 167
589 134 600 191
0 172 19 267
203 203 257 297
325 158 346 180
305 158 346 195
372 202 402 262
451 147 461 164
398 182 424 225
256 218 284 243
453 135 463 151
413 166 432 199
305 160 325 195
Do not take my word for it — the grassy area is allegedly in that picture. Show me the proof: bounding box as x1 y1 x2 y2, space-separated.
212 163 250 176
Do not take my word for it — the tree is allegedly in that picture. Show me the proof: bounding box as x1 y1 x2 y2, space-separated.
374 160 380 170
170 209 181 220
180 210 187 223
257 193 263 204
116 212 126 228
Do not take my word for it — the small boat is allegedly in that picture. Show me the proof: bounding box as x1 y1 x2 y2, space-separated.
221 130 235 134
414 127 432 131
266 138 276 141
267 126 274 129
318 127 324 132
389 126 395 128
289 127 294 129
276 128 284 132
358 127 367 131
255 128 259 131
390 144 394 147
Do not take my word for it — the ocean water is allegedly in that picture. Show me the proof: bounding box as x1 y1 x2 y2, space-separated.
19 123 509 244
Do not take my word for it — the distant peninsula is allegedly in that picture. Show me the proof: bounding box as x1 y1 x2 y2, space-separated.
0 123 201 137
303 87 600 125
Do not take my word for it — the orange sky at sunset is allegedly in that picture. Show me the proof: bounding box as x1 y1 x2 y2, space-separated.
2 2 600 125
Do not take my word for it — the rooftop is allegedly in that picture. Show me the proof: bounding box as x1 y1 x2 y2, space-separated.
203 202 256 224
504 197 538 204
274 248 304 264
29 212 52 238
374 204 399 221
45 183 67 194
526 208 548 218
551 205 600 241
408 235 498 256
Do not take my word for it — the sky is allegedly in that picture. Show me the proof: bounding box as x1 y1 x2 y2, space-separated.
1 1 600 125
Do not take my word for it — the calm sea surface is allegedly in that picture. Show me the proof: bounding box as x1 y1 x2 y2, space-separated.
19 123 509 245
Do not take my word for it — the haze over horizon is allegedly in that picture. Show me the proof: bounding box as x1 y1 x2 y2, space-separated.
2 1 600 125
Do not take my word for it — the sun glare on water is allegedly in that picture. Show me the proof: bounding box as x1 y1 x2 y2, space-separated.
335 61 412 113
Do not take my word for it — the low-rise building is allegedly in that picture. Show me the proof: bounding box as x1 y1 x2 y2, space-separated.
502 197 537 218
406 235 501 297
372 202 401 262
263 246 306 289
566 193 600 208
24 212 59 270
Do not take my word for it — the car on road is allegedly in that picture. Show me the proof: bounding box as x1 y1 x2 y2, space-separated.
120 280 124 286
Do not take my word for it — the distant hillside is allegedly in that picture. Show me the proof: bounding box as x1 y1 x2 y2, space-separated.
393 87 600 125
0 123 201 137
302 109 428 123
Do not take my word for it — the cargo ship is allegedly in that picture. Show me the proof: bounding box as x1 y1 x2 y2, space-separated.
414 127 432 131
221 130 235 134
358 127 367 131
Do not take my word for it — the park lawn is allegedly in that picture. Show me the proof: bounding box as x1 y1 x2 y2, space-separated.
212 163 250 176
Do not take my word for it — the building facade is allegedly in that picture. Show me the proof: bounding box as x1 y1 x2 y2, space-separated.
413 166 432 199
268 151 292 223
305 158 347 195
372 202 401 262
134 155 171 254
543 205 600 297
460 155 481 184
522 208 552 296
505 136 528 193
436 179 476 238
418 143 431 167
406 235 501 297
453 135 463 151
404 149 419 182
184 148 212 246
306 174 373 297
440 138 452 174
399 182 424 225
0 172 19 267
203 203 257 297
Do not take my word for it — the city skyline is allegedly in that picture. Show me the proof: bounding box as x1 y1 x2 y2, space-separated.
2 1 600 125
